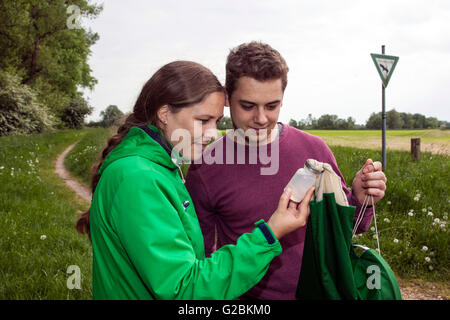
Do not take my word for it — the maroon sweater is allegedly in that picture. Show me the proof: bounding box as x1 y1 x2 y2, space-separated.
185 123 373 300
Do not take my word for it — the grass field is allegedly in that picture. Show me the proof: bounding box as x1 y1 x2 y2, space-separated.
305 129 450 155
1 127 448 299
219 129 450 155
0 130 92 299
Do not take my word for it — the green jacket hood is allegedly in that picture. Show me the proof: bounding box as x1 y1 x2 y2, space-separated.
98 125 182 175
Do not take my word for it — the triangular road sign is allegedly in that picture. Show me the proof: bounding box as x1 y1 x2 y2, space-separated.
371 53 399 88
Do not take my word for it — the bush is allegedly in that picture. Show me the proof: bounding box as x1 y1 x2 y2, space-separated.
99 105 124 128
0 71 56 136
60 95 93 129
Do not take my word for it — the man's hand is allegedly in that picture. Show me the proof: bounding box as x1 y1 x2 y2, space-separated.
352 159 387 206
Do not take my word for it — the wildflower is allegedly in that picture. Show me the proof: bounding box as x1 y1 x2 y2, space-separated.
373 234 378 239
40 235 47 240
422 246 428 252
0 166 4 170
383 218 390 223
370 227 375 232
434 218 440 224
422 208 427 213
408 212 414 217
393 239 399 243
428 212 434 217
425 257 431 263
428 206 432 210
25 232 29 235
413 196 419 201
387 201 391 205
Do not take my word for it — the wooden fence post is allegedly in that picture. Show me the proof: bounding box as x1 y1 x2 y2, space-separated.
411 138 420 161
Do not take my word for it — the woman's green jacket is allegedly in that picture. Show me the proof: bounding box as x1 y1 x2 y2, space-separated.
90 125 282 299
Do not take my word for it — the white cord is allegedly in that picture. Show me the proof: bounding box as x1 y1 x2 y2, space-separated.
352 194 368 237
352 194 381 256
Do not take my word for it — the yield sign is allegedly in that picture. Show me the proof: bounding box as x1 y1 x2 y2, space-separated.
371 53 399 88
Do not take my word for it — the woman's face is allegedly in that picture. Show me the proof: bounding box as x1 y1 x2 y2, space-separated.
162 91 225 161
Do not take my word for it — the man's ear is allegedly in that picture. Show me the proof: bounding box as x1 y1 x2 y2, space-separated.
157 105 170 124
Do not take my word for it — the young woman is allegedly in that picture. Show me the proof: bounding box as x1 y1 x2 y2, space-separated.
76 61 314 300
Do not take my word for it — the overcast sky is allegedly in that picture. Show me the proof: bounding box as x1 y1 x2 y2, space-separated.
82 0 450 125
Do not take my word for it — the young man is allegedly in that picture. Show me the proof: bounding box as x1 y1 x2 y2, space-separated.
185 42 387 300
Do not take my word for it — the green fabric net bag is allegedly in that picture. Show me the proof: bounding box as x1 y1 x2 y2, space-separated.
295 160 402 300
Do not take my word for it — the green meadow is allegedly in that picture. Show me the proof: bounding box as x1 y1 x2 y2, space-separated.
0 127 448 299
0 130 92 299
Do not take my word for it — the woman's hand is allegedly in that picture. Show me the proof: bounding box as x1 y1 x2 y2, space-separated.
267 187 315 240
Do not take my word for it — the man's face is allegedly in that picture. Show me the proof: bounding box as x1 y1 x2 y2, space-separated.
228 76 283 144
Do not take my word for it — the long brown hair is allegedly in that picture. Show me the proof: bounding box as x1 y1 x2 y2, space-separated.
76 61 224 240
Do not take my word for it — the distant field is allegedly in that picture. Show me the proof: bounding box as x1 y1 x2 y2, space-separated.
216 129 450 154
304 129 450 155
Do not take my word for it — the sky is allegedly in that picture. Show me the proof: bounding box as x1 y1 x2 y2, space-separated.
82 0 450 125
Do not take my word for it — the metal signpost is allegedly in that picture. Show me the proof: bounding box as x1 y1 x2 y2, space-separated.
371 46 399 170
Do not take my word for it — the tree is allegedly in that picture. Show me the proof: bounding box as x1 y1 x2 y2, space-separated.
288 119 298 128
386 109 404 129
317 114 339 129
100 105 124 127
0 0 102 115
366 112 382 129
60 95 93 129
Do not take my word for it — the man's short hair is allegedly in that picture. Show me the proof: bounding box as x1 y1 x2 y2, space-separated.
225 41 289 99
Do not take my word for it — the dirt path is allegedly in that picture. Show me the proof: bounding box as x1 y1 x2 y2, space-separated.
54 142 447 300
54 142 92 203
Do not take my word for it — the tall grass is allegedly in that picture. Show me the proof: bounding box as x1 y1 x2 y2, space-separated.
0 130 92 299
332 146 449 281
64 127 115 185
